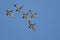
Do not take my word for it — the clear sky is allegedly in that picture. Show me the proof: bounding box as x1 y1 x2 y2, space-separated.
0 0 59 40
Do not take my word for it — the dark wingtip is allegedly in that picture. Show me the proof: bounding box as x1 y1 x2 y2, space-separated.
14 4 16 6
22 16 24 18
34 13 37 15
6 14 8 15
28 27 30 28
16 9 18 11
10 10 13 12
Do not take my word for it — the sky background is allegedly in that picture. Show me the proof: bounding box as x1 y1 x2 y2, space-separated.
0 0 60 40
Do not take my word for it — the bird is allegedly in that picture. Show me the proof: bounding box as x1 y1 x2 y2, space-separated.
29 9 37 18
6 9 14 19
28 20 36 31
22 11 30 21
14 4 23 13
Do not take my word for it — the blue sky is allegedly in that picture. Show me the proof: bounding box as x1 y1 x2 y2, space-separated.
0 0 59 40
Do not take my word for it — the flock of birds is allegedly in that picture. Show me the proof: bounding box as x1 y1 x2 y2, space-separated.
6 4 37 31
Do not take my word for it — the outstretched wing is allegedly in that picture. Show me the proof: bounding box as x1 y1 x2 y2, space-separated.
31 26 36 31
28 20 36 31
29 26 36 31
14 4 17 8
9 13 14 19
19 6 24 9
